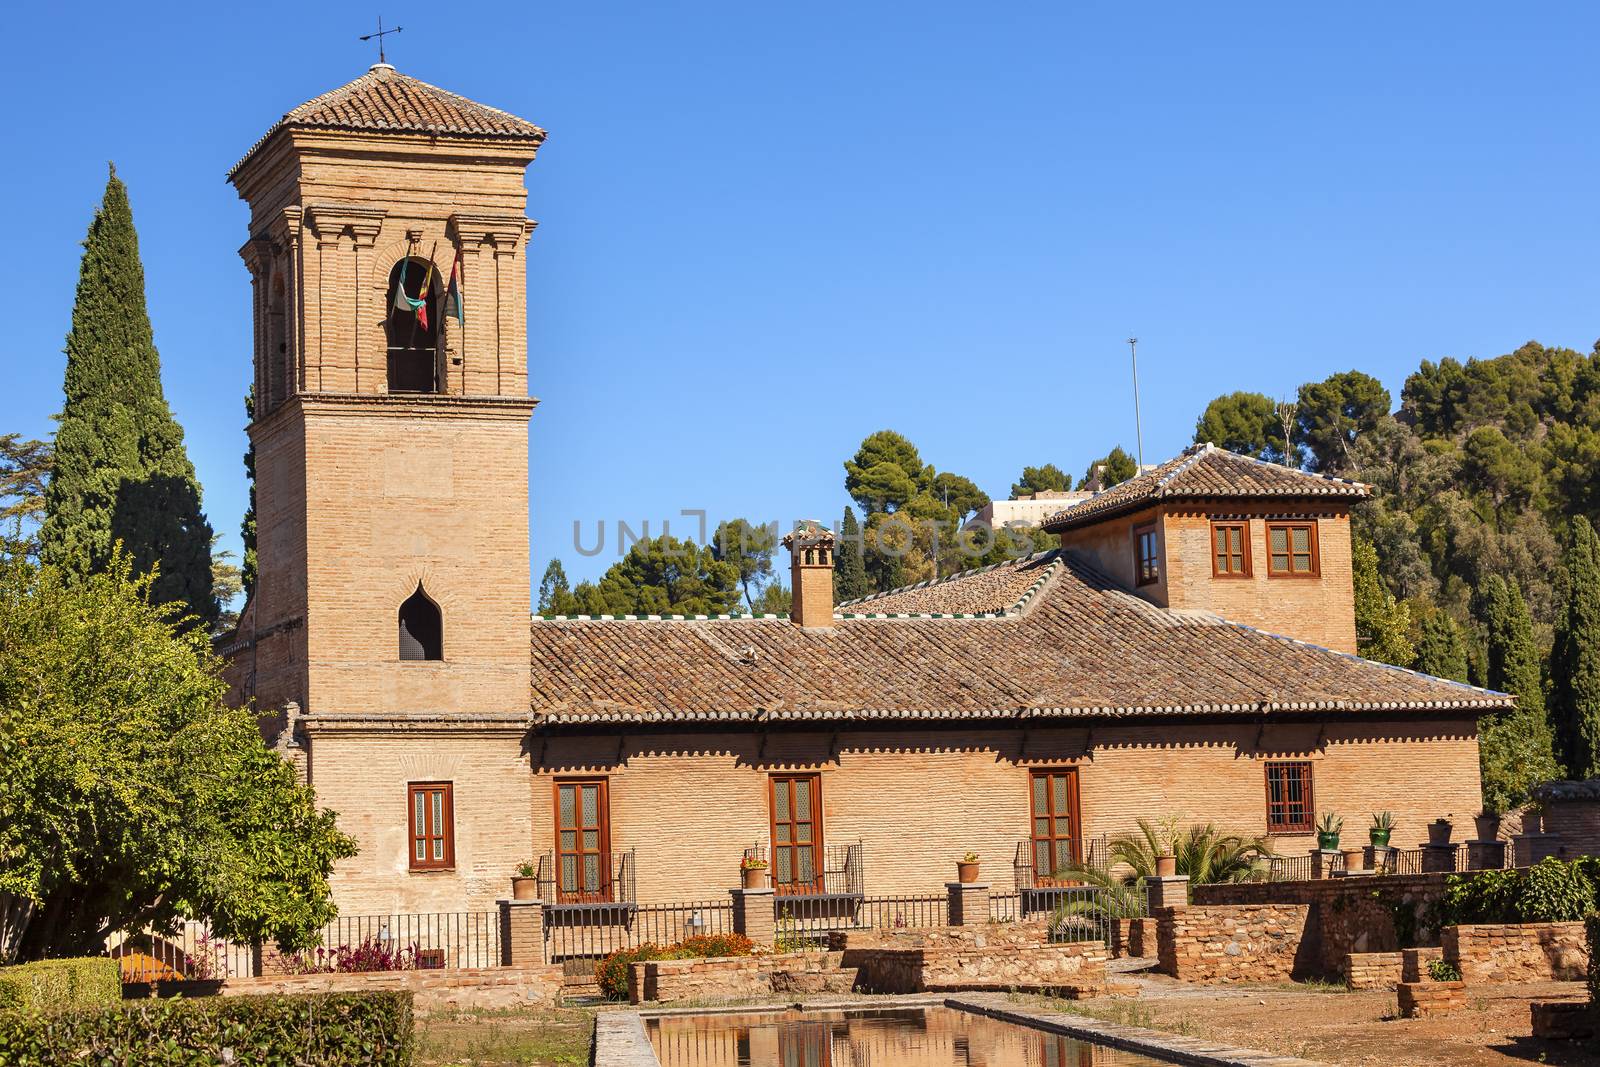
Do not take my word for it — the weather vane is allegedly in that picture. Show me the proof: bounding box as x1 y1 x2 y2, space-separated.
360 16 403 64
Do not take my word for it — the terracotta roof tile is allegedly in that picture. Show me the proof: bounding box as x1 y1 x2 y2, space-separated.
838 554 1054 615
230 65 545 178
1042 444 1369 532
527 552 1505 724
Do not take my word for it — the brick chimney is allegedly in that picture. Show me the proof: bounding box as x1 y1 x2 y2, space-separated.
782 520 836 629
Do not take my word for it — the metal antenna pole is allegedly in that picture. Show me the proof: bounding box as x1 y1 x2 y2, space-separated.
1128 337 1144 469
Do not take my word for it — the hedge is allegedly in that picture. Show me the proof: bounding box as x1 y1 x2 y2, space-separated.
0 958 122 1014
595 932 756 1000
1436 857 1600 926
0 990 415 1066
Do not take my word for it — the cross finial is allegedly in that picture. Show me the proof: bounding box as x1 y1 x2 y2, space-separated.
359 16 403 65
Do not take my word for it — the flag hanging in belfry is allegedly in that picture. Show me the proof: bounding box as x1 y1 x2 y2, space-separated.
391 257 421 315
414 258 437 331
444 253 465 324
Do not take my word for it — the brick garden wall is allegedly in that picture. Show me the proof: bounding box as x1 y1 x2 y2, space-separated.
629 951 854 1005
136 964 562 1014
1157 904 1308 983
1193 873 1451 978
1444 922 1589 983
1344 951 1403 990
832 920 1107 995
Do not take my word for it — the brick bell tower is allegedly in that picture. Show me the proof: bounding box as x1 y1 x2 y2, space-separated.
227 64 543 733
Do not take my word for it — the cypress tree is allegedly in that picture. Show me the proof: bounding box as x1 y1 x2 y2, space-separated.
1413 610 1468 683
1353 538 1414 667
241 389 256 599
39 166 216 628
834 506 869 603
1552 517 1600 778
1478 574 1561 809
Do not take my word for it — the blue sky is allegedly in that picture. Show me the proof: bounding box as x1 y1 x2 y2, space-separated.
4 3 1598 594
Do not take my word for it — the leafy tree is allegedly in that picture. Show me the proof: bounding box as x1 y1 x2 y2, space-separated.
241 389 257 598
713 518 778 611
928 471 988 524
537 558 572 614
0 434 51 557
0 551 356 960
1193 391 1289 462
38 166 216 629
833 507 869 603
1076 446 1138 491
1479 574 1561 810
1353 538 1414 666
756 582 792 614
1296 370 1390 474
843 430 925 514
1552 517 1600 778
574 534 741 616
1010 464 1070 498
1413 609 1468 683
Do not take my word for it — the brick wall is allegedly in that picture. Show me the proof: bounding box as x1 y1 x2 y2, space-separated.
1156 904 1309 983
1194 873 1451 978
1444 922 1589 983
629 951 854 1004
1345 951 1403 990
832 920 1107 994
139 964 561 1014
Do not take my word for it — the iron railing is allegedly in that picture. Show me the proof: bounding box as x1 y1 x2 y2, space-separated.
770 893 946 946
989 884 1148 945
110 921 259 982
1013 836 1111 889
305 911 501 970
542 899 734 975
744 841 864 897
535 848 637 905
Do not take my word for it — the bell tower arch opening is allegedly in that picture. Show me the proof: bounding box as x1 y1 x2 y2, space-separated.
386 256 442 393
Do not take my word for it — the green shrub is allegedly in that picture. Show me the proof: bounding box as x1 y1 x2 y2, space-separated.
677 933 754 959
1427 957 1461 982
0 990 414 1066
594 933 758 1000
0 958 122 1014
1586 914 1600 1006
1438 858 1600 928
1518 857 1596 922
1437 867 1521 926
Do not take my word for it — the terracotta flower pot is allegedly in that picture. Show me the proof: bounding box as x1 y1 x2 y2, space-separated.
511 876 538 901
1154 855 1177 878
1427 819 1453 846
1342 847 1365 872
956 861 980 884
1474 813 1501 842
741 866 767 890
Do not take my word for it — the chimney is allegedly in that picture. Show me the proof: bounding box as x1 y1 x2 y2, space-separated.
782 520 836 629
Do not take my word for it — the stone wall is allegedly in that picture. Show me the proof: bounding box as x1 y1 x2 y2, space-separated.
135 964 562 1014
1157 904 1308 983
628 951 854 1005
1444 922 1589 983
1193 872 1451 978
1345 951 1403 990
832 920 1107 995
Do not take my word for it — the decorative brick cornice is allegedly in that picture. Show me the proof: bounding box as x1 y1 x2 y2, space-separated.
249 391 539 436
451 213 532 253
305 202 386 248
238 237 272 277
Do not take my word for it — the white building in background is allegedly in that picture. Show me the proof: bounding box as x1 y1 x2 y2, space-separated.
974 490 1094 529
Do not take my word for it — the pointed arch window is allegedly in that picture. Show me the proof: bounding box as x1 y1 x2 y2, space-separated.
399 585 443 661
386 257 442 394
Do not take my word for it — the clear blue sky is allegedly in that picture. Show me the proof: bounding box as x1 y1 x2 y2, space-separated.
4 3 1598 594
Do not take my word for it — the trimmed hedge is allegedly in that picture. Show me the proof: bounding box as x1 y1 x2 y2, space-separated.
0 990 414 1066
1437 857 1600 926
0 958 122 1014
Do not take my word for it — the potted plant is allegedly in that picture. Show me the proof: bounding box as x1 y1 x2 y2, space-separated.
512 861 538 901
1316 812 1343 852
956 852 981 883
1369 811 1394 849
1154 854 1177 878
1473 809 1501 842
740 855 768 890
1427 817 1454 846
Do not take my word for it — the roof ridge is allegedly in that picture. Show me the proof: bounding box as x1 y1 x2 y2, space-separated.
837 550 1054 608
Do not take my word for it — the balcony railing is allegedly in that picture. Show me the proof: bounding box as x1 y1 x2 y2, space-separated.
534 848 636 906
1013 835 1111 890
744 841 864 898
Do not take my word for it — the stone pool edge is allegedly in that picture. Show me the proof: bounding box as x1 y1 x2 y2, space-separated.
592 992 1325 1067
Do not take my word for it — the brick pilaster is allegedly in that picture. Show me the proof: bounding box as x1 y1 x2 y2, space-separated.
498 899 545 966
946 882 990 926
1420 844 1457 874
731 888 775 948
1466 839 1507 871
1146 875 1189 911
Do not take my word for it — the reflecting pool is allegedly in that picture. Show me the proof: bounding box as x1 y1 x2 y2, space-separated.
646 1006 1166 1067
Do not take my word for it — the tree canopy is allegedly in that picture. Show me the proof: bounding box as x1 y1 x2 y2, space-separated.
1010 464 1070 498
1193 391 1290 462
554 534 743 616
1077 447 1138 490
713 518 779 611
1552 517 1600 778
0 551 355 960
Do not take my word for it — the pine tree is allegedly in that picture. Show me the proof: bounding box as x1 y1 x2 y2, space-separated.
1353 539 1414 666
1479 574 1561 809
1552 517 1600 778
537 559 571 614
39 166 215 628
1414 610 1468 682
834 507 869 603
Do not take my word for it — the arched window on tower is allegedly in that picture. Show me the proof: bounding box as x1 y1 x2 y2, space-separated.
386 257 442 393
399 585 443 661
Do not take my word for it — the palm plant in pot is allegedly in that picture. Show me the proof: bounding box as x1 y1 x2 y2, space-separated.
957 852 981 883
1316 812 1343 852
512 861 539 901
740 855 768 890
1369 811 1394 849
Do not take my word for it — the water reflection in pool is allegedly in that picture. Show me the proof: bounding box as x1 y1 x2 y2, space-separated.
646 1007 1165 1067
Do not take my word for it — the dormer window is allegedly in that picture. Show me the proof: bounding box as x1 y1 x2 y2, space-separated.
1133 523 1159 586
1266 522 1319 578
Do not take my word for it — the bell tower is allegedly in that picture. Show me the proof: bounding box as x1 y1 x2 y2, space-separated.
228 64 544 727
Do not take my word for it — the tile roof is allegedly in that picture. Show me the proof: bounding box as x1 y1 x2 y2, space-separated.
230 64 545 179
1042 444 1370 532
837 554 1055 616
527 551 1506 725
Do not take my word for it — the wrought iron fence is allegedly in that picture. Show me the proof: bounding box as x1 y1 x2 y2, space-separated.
744 841 865 897
993 884 1147 946
769 893 946 947
306 911 501 970
542 899 734 974
1012 836 1111 890
109 921 259 982
534 848 637 905
1268 853 1316 882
